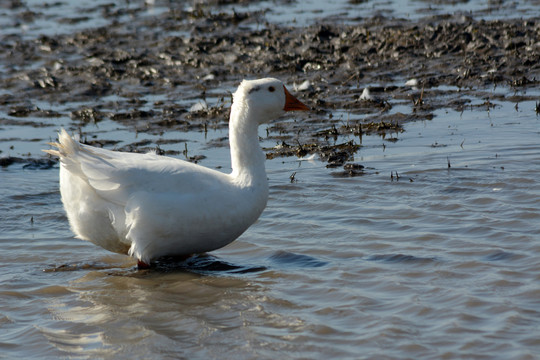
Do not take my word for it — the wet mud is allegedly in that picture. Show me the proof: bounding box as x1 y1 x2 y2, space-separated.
0 2 538 168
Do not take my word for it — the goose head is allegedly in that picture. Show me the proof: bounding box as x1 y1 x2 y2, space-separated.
232 78 309 125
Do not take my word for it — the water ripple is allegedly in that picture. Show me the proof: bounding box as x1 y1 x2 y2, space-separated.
366 253 439 264
268 250 328 268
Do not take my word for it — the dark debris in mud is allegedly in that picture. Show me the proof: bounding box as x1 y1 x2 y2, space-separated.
0 2 538 167
0 155 56 169
331 163 367 177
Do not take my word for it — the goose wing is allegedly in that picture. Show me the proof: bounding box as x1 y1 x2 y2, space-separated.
45 129 229 205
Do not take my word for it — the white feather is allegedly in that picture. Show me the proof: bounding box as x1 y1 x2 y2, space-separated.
45 78 308 265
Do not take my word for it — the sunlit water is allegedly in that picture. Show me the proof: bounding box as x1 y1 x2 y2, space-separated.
2 1 540 359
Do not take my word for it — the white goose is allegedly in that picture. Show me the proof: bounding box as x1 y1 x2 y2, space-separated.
44 78 309 268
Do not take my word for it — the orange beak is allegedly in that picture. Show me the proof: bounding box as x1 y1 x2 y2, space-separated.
283 85 310 111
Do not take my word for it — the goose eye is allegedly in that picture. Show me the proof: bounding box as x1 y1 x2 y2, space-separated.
268 86 275 92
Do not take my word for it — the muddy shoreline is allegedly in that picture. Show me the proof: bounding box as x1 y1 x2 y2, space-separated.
1 3 539 168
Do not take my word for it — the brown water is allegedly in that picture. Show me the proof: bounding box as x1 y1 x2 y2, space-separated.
2 1 540 359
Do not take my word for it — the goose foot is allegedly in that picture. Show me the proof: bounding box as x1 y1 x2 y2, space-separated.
137 260 151 269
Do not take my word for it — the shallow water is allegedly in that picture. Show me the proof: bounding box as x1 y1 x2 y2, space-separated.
2 89 540 359
2 1 540 359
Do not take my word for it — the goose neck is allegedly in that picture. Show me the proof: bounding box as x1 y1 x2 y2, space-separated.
229 103 267 186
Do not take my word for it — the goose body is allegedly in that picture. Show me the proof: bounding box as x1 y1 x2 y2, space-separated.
45 78 308 266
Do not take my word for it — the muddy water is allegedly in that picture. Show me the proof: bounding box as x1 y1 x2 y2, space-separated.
2 93 540 359
2 0 540 359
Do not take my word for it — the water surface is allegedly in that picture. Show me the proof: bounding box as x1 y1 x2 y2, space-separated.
1 1 540 359
2 91 540 359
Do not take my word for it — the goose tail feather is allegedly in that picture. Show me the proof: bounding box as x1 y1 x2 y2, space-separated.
42 128 81 161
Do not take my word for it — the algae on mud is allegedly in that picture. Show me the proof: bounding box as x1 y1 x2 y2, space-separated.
0 2 539 168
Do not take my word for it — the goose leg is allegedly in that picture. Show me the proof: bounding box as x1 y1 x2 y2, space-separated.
137 259 151 269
